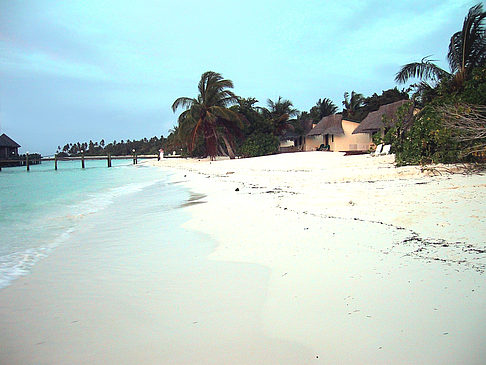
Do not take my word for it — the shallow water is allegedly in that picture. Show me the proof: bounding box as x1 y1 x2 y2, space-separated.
0 160 312 364
0 159 184 289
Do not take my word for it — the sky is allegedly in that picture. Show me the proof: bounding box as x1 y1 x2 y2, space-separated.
0 0 476 155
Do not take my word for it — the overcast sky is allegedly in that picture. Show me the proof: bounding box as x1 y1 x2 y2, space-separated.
0 0 475 154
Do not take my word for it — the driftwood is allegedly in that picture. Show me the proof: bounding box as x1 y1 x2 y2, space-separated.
420 163 486 176
436 103 486 156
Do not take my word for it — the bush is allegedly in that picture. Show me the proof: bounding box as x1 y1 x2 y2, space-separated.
458 65 486 104
393 106 459 165
239 133 279 157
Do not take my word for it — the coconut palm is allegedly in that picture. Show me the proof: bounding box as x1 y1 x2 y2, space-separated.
395 56 451 85
395 3 486 87
448 3 486 84
172 71 243 159
166 125 183 152
342 91 364 120
309 98 338 121
261 96 299 136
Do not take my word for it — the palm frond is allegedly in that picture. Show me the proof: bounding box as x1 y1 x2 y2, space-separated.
172 97 195 112
211 106 244 129
395 56 450 84
172 71 242 158
447 3 486 75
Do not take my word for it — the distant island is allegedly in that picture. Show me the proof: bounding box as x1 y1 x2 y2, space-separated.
56 136 167 157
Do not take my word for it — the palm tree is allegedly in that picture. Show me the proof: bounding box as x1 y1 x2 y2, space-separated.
166 125 183 152
261 96 299 136
395 56 451 85
448 3 486 85
395 3 486 87
309 98 338 121
172 71 243 159
342 91 364 120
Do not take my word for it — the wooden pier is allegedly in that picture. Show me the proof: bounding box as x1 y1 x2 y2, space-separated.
0 154 160 171
0 156 41 171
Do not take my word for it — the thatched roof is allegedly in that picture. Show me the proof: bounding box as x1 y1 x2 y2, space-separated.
307 114 344 137
0 133 20 148
353 100 412 134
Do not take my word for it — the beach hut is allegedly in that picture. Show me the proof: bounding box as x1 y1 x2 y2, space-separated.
0 134 21 159
305 114 371 152
352 100 413 137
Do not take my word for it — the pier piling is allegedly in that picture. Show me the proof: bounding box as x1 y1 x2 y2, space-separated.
6 154 157 172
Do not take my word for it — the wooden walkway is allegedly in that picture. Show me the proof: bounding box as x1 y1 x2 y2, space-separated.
1 154 161 171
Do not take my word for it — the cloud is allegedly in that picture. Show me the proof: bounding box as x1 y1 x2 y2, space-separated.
0 43 109 81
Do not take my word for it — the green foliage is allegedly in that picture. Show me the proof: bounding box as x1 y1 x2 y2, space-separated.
362 88 409 118
387 106 459 166
342 91 364 120
233 97 272 136
460 66 486 104
172 71 242 159
309 98 338 121
239 133 279 158
261 96 298 136
57 136 166 157
390 70 486 165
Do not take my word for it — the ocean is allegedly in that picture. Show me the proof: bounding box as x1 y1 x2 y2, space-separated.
0 159 197 290
0 158 294 364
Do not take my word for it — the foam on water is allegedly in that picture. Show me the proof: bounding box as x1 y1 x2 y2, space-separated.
69 179 163 217
0 160 177 289
0 227 75 288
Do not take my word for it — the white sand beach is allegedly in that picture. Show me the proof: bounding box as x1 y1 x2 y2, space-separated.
0 151 485 364
152 151 486 363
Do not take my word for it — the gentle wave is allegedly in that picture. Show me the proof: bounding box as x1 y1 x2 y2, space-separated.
0 228 75 289
0 175 166 290
69 179 163 217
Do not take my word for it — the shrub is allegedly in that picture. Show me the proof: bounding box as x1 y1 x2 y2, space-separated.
393 106 459 165
239 133 279 157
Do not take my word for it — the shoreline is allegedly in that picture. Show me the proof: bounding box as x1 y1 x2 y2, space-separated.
151 152 486 250
0 167 311 364
150 152 486 363
0 152 484 364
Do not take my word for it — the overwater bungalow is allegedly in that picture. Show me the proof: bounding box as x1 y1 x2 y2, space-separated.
0 133 20 159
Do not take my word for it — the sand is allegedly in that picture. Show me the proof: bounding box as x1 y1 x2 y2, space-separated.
1 151 485 364
151 151 486 363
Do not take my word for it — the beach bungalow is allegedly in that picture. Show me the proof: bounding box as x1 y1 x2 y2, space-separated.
304 114 371 152
352 99 413 138
0 133 21 159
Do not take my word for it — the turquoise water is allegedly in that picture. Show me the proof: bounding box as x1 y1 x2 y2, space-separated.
0 159 190 289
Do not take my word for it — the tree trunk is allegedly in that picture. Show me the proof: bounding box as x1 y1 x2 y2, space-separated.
218 144 227 157
221 134 236 159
